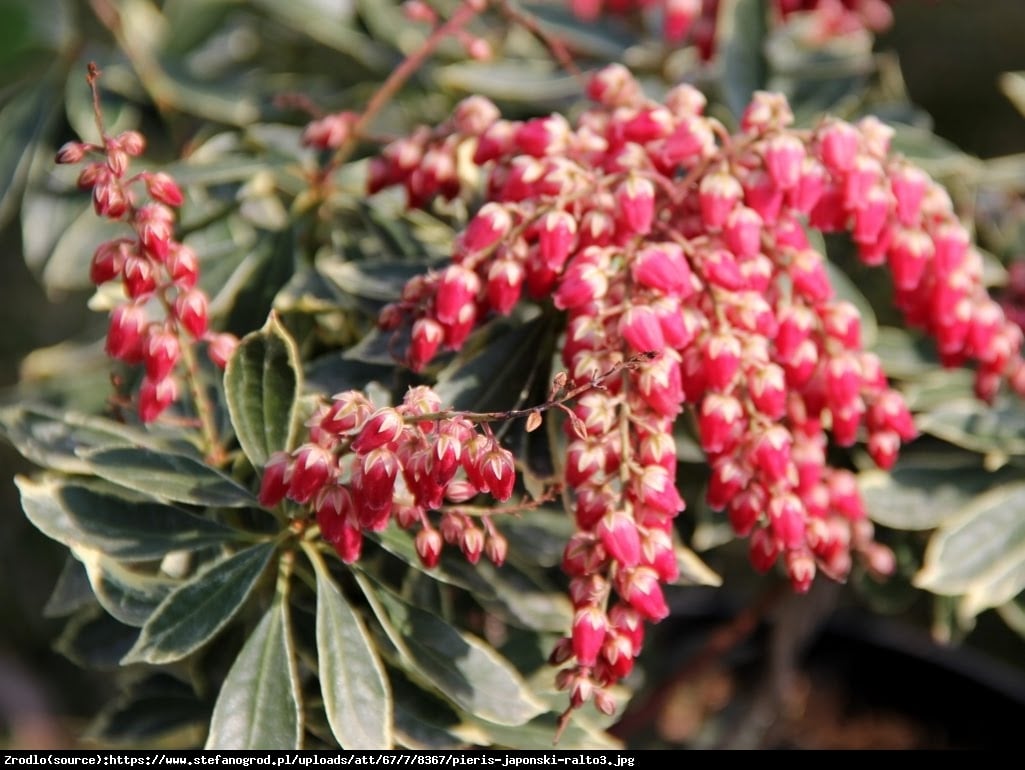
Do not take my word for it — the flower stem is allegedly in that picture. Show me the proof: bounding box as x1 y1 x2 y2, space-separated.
327 0 485 173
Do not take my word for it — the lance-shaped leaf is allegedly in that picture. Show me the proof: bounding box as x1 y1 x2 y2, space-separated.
76 547 178 628
916 397 1025 454
81 447 255 508
86 674 209 748
916 482 1025 615
17 475 240 561
0 403 180 475
123 542 275 664
0 80 60 228
719 0 769 120
518 2 632 59
205 595 302 749
225 313 301 469
434 316 550 413
435 62 580 104
306 545 392 749
357 575 545 727
44 557 95 619
56 607 140 671
861 458 1020 531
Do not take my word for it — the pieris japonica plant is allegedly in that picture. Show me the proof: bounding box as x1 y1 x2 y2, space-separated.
5 0 1025 751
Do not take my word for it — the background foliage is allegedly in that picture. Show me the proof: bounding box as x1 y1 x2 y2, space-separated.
3 0 1025 750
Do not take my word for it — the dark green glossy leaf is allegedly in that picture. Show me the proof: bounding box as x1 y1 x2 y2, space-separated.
77 548 178 627
435 63 581 104
81 447 256 508
370 526 493 594
862 458 1020 531
916 397 1025 454
871 326 938 380
307 546 392 749
17 475 241 561
205 596 302 749
519 3 633 60
0 403 184 475
55 606 139 670
41 201 125 291
251 0 389 69
434 316 550 413
223 229 298 338
0 80 59 228
20 186 84 278
467 713 621 751
824 259 877 348
470 563 571 634
305 353 393 396
318 256 425 303
358 576 545 727
343 327 404 367
225 313 302 468
123 542 275 664
391 675 461 749
162 0 237 55
916 482 1025 614
44 556 95 618
890 122 975 165
720 0 769 120
86 674 208 748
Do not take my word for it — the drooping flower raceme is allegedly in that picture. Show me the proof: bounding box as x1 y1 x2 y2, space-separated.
360 63 1025 718
259 386 514 568
57 129 237 424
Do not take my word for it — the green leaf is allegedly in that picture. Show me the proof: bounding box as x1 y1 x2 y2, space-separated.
77 547 178 627
519 3 633 60
307 545 392 749
824 259 877 348
719 0 769 120
318 256 425 303
44 556 95 618
861 458 1020 531
86 674 208 748
222 229 298 338
16 475 241 561
357 575 545 727
20 185 85 279
889 123 978 179
434 62 581 104
41 201 126 291
434 316 550 413
55 606 140 670
205 595 302 749
674 543 723 587
225 313 302 468
0 402 184 475
916 482 1025 616
124 542 275 664
251 0 389 70
469 563 572 634
161 0 237 55
0 80 59 228
871 326 938 380
81 447 256 508
916 397 1025 454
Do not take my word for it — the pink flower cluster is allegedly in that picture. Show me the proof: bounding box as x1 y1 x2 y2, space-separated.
363 64 1025 715
259 386 515 567
569 0 896 60
56 134 237 423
